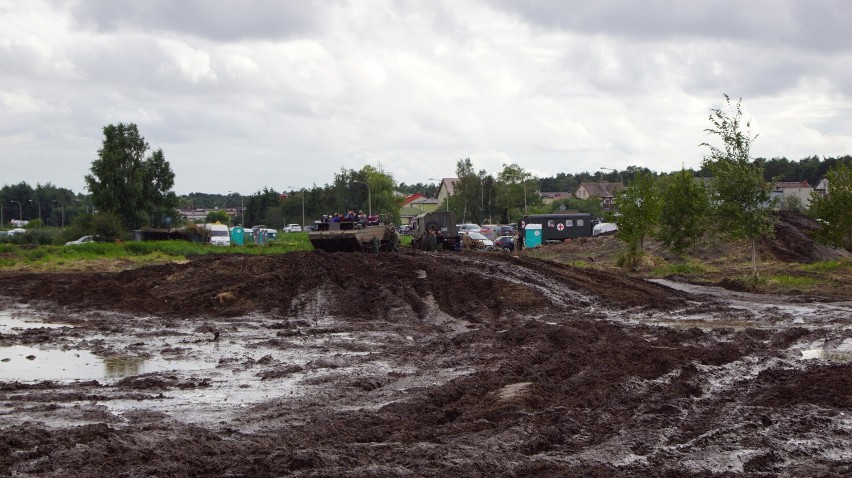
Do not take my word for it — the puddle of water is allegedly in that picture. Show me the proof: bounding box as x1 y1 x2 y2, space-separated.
0 313 71 331
800 348 852 362
0 345 212 382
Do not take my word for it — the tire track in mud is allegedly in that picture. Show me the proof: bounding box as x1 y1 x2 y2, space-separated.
2 251 852 476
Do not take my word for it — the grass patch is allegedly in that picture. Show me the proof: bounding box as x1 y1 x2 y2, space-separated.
722 273 767 292
768 274 820 287
0 237 315 271
652 260 716 277
799 259 852 273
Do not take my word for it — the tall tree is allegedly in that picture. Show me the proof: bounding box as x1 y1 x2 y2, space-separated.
614 171 661 251
657 169 709 254
810 162 852 249
453 158 483 223
497 163 534 223
85 123 178 229
701 95 776 275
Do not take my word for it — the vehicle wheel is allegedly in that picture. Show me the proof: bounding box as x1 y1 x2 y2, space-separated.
503 246 512 252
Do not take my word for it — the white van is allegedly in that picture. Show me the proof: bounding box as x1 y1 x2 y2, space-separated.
205 223 231 246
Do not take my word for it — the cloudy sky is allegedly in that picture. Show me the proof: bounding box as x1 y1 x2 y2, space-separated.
2 0 851 195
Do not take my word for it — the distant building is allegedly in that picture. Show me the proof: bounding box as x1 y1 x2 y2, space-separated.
399 194 439 224
814 178 829 198
178 208 237 223
435 178 458 209
574 182 624 211
539 191 569 205
770 181 814 209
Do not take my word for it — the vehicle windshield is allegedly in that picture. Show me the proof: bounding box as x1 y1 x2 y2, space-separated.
211 231 228 237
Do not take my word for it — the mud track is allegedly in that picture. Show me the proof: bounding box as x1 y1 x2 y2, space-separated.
1 251 851 477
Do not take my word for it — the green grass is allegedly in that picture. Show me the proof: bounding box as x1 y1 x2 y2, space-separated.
799 259 852 273
651 260 716 277
768 274 821 287
0 234 316 271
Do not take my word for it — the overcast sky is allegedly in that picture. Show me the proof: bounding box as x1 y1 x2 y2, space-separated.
2 0 851 195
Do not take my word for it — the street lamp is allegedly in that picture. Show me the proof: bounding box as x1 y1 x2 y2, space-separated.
28 200 41 226
287 186 306 228
351 180 371 217
10 200 22 222
227 191 244 226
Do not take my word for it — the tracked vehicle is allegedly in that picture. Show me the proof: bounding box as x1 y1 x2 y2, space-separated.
308 221 398 253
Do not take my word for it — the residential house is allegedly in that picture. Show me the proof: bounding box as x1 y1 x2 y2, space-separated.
435 178 458 209
574 182 624 211
539 191 569 205
770 181 814 209
399 194 439 224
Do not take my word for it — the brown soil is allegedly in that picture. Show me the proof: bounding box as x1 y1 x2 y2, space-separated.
1 247 851 477
530 211 852 300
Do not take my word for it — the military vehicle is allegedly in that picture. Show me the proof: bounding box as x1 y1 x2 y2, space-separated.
409 211 461 251
308 221 399 253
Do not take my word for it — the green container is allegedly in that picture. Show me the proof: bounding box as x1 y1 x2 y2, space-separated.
230 226 245 246
524 223 542 248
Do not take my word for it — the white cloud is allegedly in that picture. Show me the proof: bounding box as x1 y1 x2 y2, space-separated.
0 0 850 194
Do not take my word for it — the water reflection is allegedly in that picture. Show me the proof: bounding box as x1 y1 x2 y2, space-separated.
104 357 145 378
0 345 210 382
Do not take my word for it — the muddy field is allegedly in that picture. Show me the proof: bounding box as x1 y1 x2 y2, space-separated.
1 250 851 477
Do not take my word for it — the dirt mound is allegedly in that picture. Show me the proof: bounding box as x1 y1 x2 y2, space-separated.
765 211 851 263
0 250 687 319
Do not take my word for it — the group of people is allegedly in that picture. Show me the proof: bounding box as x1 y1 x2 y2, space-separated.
320 210 381 226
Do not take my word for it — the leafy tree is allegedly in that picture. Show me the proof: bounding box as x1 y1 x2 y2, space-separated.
657 169 709 254
62 212 125 242
614 171 661 251
497 163 535 223
453 158 485 223
548 198 603 217
205 210 230 224
810 162 852 249
701 95 776 275
85 123 178 230
244 187 283 227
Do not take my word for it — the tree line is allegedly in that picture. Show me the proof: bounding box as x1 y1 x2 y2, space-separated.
612 95 852 278
3 105 851 247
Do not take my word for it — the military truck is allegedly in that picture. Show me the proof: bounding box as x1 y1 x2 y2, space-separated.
308 221 399 253
410 211 461 251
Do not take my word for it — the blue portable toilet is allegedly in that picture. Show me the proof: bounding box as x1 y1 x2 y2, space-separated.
524 223 542 248
230 226 245 246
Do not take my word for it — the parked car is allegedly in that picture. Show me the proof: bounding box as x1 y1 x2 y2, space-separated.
457 223 481 234
8 228 26 235
497 225 515 236
397 225 411 236
283 224 302 233
303 225 318 232
493 235 515 251
592 222 618 236
65 235 96 245
479 224 499 238
464 231 494 248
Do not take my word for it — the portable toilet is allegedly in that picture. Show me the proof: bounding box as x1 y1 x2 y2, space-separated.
524 223 543 248
230 226 245 246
